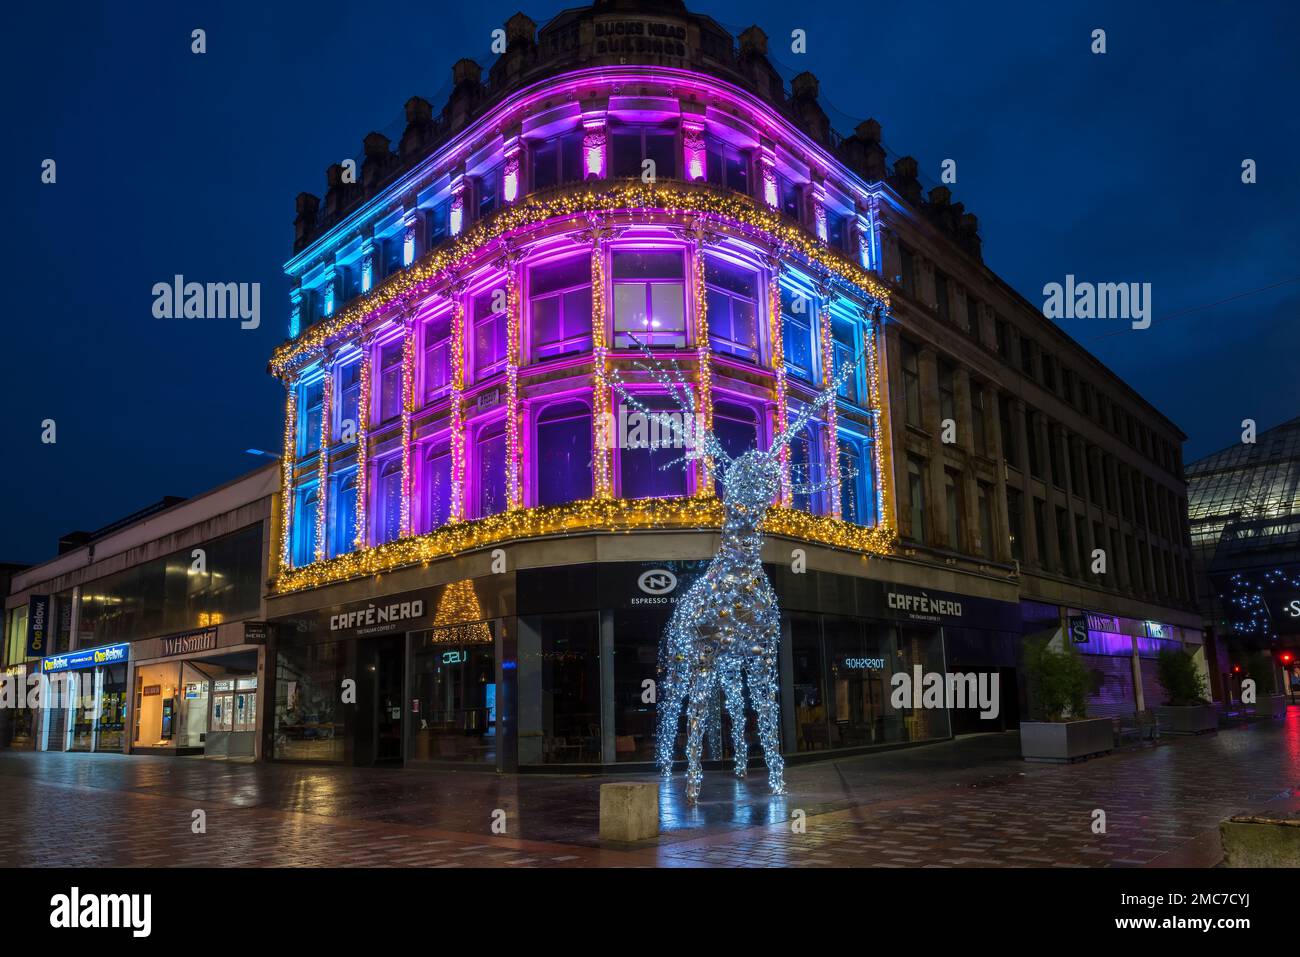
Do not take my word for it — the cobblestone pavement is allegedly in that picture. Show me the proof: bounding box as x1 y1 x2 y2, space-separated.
1 710 1296 867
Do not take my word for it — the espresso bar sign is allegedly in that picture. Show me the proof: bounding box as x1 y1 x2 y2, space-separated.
885 589 963 623
161 629 218 657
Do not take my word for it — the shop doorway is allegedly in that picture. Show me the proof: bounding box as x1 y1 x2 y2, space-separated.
355 635 405 766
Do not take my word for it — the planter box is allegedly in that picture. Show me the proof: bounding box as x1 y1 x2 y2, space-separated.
1250 694 1288 719
1156 704 1218 734
1020 718 1114 763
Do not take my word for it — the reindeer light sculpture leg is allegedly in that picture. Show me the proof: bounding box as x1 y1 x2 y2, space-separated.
611 333 867 804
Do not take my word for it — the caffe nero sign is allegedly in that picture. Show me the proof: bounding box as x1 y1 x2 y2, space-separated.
329 598 427 636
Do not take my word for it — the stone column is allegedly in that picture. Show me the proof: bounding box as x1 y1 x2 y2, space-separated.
278 374 298 571
917 347 943 541
1013 399 1039 565
984 385 1011 563
400 312 417 534
504 249 524 509
765 253 791 504
817 283 841 516
314 356 334 562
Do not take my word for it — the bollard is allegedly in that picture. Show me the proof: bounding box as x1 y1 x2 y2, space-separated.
600 781 659 842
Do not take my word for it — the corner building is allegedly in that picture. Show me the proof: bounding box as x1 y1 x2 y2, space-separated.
266 0 1201 770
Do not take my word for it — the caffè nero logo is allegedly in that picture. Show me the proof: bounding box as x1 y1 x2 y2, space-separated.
637 569 678 596
886 590 963 621
330 599 425 634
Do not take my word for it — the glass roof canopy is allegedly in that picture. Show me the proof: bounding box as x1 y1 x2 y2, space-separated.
1187 416 1300 573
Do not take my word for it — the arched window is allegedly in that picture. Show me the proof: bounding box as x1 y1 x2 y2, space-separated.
294 486 319 567
377 457 403 544
331 472 357 557
475 422 507 518
536 402 592 506
424 444 453 532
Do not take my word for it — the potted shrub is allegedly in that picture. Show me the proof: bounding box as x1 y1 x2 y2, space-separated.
1155 648 1217 733
1019 636 1112 762
1245 652 1288 719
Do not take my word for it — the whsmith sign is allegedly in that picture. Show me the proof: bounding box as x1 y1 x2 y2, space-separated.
160 629 218 657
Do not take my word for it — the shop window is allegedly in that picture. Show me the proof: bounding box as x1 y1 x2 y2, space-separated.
472 284 508 379
423 311 453 400
618 396 689 500
336 359 360 442
536 402 592 506
376 457 402 544
275 641 347 762
299 377 324 456
612 250 686 348
781 284 816 382
131 662 183 749
705 137 749 193
378 340 404 422
517 613 601 764
475 423 508 518
409 623 497 763
530 130 584 191
529 255 593 359
705 255 759 361
423 445 453 532
610 124 678 180
330 471 357 558
293 486 318 566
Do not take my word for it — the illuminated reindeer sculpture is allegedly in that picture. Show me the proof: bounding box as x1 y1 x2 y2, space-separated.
609 343 863 803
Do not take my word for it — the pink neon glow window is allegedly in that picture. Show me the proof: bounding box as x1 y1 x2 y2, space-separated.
535 402 592 506
704 255 759 361
378 341 403 422
475 424 507 519
423 445 452 532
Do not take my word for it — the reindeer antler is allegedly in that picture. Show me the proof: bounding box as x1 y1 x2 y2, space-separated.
764 340 870 462
607 335 734 474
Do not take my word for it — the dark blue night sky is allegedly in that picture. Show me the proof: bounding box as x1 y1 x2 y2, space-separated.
5 0 1297 564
